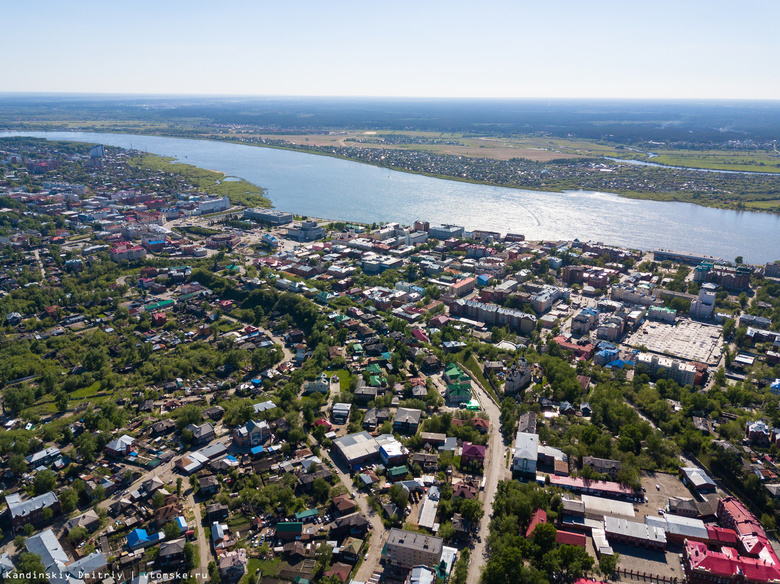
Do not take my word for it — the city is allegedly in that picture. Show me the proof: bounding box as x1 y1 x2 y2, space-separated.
0 137 779 584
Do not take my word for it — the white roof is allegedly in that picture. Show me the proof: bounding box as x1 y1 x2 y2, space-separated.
514 431 538 460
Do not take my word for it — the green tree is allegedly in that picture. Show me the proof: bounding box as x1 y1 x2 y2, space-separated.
33 469 57 495
67 526 88 545
164 521 181 540
153 491 166 509
599 552 620 576
12 552 49 584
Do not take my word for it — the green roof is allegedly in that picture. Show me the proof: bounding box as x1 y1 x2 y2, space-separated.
369 375 386 387
275 522 303 533
388 466 409 477
366 364 382 374
294 509 319 520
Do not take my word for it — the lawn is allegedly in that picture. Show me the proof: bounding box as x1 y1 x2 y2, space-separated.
70 381 103 399
332 369 351 391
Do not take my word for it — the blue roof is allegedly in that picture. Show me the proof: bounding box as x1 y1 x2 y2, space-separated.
225 455 238 463
175 517 187 529
127 529 149 548
251 379 263 385
250 445 265 455
606 359 635 369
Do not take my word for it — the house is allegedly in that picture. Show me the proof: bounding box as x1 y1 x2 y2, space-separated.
203 406 225 420
152 419 176 435
186 422 215 445
512 431 539 476
363 407 391 430
582 457 622 480
199 475 220 496
451 513 471 541
303 373 330 395
331 512 370 538
324 562 353 583
7 492 60 532
158 538 186 567
331 493 358 517
412 452 438 472
63 509 100 534
155 503 184 527
354 385 378 406
127 528 165 550
461 442 485 467
233 419 270 447
452 482 478 500
340 537 364 563
106 435 135 457
206 503 229 522
394 408 422 434
218 548 248 581
680 467 717 494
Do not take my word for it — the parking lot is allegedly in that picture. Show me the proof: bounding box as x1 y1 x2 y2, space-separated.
636 470 695 518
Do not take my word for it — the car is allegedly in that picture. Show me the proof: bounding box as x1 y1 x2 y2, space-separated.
641 487 646 492
658 508 665 515
655 484 660 491
365 554 369 561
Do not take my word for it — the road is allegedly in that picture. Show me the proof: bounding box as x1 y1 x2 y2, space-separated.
320 449 386 582
188 490 211 581
465 372 510 584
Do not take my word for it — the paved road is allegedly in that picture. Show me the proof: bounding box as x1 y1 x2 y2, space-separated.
466 373 510 584
320 449 386 582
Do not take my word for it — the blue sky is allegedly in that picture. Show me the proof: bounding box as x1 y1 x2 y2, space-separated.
4 0 779 99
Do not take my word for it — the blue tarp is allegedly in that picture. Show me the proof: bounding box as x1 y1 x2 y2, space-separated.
250 445 265 455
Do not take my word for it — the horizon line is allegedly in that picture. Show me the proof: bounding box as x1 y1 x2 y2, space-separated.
2 91 780 103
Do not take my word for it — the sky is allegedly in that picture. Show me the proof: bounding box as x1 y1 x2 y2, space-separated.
4 0 780 99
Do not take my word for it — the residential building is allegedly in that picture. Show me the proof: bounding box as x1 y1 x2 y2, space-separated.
394 408 422 434
219 548 248 581
513 431 538 476
385 529 443 569
7 492 60 532
233 420 270 447
582 457 622 480
106 434 135 457
26 529 106 584
186 422 215 445
505 359 532 394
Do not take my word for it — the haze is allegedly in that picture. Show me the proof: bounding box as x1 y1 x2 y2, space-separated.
4 0 780 99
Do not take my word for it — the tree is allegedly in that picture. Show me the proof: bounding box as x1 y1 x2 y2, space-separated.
153 491 166 509
164 521 181 540
183 542 196 570
735 256 744 264
438 521 455 542
67 526 88 545
9 453 28 475
599 552 619 576
532 523 558 557
177 477 183 497
54 390 69 412
33 469 57 495
12 552 48 584
208 561 221 584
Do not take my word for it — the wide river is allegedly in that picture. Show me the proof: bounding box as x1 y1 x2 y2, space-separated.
3 131 779 263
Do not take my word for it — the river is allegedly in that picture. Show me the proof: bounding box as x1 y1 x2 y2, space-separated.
2 131 779 263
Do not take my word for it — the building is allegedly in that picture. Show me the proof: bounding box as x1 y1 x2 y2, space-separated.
461 442 485 467
428 224 464 240
394 408 422 434
405 566 437 584
186 422 215 445
332 403 352 425
286 220 325 242
332 432 381 467
7 492 60 532
242 208 293 225
683 539 780 584
233 420 270 447
680 467 717 494
513 431 538 476
450 299 537 334
582 457 622 480
26 529 107 584
218 548 248 581
505 359 532 394
603 516 667 551
636 353 698 387
384 529 443 569
106 434 135 457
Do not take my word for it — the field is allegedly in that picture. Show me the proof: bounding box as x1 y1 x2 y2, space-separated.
210 131 626 162
636 149 780 173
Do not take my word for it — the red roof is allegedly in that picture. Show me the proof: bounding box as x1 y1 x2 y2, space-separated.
556 530 587 547
526 508 547 538
685 540 780 583
411 329 430 343
706 525 739 545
